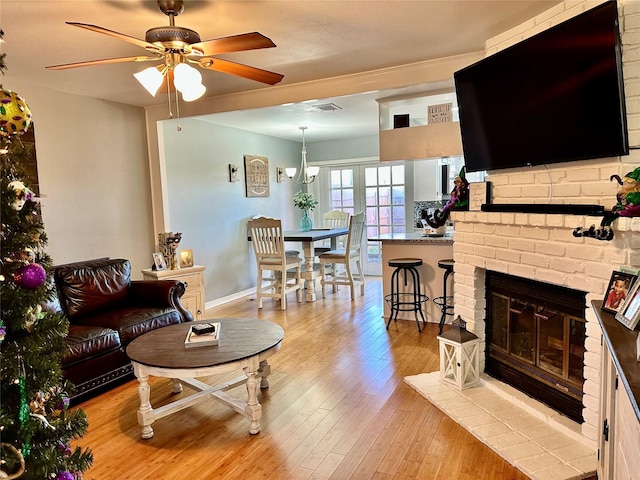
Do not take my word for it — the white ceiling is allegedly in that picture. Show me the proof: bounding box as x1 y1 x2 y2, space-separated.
1 0 562 142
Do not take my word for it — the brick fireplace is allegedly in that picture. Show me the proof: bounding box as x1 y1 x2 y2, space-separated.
446 0 640 448
450 204 640 447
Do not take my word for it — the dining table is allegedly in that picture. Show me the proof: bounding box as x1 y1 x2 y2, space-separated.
248 227 349 302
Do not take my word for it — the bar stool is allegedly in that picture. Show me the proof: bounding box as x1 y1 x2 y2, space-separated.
384 258 429 332
433 259 455 334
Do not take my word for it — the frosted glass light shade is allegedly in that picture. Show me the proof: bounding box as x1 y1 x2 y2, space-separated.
285 168 297 178
174 63 202 91
181 83 206 102
133 67 164 96
307 166 320 177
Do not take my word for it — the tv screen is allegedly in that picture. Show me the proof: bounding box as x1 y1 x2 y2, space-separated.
454 0 628 173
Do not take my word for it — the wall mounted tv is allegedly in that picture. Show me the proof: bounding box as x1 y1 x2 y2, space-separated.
454 0 628 173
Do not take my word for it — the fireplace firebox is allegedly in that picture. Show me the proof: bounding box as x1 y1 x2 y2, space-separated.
485 271 587 423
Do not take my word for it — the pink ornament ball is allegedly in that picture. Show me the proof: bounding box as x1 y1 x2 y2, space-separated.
17 263 46 290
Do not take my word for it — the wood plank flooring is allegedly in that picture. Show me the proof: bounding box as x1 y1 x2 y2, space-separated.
74 277 535 479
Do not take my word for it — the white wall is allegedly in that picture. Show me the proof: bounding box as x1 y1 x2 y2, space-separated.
159 118 303 301
1 77 154 278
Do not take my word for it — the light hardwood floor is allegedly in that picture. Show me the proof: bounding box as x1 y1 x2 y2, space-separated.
74 277 534 480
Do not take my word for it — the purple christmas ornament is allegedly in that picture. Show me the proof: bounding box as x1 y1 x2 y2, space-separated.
16 262 46 290
55 472 74 480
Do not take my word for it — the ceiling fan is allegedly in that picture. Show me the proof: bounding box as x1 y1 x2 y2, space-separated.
46 0 284 102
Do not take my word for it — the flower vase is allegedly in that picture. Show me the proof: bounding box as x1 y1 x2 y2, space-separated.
300 210 313 231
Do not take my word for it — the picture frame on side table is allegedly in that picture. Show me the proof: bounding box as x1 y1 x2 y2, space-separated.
602 270 637 314
179 249 194 268
152 252 167 271
616 279 640 330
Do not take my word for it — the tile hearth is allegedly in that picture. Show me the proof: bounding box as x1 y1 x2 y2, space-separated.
405 372 596 480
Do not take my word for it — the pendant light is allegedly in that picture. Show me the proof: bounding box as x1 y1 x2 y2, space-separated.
286 126 319 185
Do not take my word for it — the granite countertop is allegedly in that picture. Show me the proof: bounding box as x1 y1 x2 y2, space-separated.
369 231 454 243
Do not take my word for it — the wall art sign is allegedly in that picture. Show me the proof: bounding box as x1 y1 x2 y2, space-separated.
468 181 491 211
428 103 453 124
244 155 270 197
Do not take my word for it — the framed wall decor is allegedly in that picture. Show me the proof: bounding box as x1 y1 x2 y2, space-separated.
179 249 194 268
152 252 167 271
616 279 640 330
468 181 491 211
244 155 270 197
602 270 637 314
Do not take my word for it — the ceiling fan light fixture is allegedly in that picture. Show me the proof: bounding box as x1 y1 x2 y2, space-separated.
173 62 201 89
173 63 205 101
133 66 164 96
181 82 206 102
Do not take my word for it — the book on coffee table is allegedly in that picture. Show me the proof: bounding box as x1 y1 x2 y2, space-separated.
184 322 220 348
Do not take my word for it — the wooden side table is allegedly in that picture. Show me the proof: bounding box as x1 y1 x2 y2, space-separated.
141 265 205 320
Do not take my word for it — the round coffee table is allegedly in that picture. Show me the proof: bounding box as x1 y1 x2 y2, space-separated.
126 318 284 439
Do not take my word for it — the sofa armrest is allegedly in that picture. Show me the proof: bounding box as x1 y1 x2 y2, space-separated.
128 280 193 323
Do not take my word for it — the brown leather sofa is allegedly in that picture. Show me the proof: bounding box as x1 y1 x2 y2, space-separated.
51 257 193 401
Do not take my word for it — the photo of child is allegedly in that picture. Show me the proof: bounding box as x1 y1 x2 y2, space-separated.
605 278 628 311
602 271 636 314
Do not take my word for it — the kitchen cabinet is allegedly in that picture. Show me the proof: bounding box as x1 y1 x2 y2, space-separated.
414 157 465 201
141 265 206 320
593 301 640 480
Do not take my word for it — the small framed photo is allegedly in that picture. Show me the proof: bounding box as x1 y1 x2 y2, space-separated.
616 280 640 330
179 249 194 268
152 252 167 271
602 271 637 314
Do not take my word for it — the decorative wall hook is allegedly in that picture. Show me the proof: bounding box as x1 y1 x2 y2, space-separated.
572 224 614 241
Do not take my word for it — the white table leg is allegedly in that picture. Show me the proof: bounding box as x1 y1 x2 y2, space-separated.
244 363 262 434
258 360 271 389
134 367 155 439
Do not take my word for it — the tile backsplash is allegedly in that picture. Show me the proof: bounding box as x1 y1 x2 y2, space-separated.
413 200 445 228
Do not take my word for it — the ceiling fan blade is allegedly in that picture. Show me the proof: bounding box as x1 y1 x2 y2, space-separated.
198 57 284 85
66 22 161 52
46 55 162 70
191 32 276 56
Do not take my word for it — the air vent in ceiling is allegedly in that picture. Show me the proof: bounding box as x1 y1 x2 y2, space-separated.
312 103 342 112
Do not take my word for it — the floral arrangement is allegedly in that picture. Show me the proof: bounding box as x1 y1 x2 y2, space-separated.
293 191 318 211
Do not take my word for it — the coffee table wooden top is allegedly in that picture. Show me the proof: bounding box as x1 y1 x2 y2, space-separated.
126 318 284 370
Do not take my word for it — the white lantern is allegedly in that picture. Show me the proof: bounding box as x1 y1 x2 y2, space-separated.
438 316 481 390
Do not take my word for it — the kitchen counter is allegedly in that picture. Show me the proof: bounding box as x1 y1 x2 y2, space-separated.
370 231 454 326
369 231 454 244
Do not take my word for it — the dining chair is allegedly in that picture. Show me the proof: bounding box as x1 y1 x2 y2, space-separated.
248 217 303 310
318 211 366 300
314 210 350 256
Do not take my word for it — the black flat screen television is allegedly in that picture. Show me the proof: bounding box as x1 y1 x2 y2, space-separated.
454 0 628 173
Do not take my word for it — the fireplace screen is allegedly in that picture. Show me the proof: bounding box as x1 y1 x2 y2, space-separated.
486 272 586 422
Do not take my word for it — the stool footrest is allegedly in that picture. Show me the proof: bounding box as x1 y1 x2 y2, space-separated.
385 293 429 310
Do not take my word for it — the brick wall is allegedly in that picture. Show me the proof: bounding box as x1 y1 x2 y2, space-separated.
450 0 640 447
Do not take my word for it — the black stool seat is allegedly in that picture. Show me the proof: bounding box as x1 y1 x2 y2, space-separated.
385 257 429 332
434 259 455 334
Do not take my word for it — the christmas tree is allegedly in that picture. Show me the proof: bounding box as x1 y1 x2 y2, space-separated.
0 32 93 479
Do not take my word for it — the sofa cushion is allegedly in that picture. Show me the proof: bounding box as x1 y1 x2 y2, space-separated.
54 258 131 320
63 325 121 366
78 307 182 345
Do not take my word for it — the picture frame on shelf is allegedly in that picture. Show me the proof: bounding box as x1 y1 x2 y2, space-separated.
179 249 194 268
152 252 167 271
616 279 640 330
602 270 637 314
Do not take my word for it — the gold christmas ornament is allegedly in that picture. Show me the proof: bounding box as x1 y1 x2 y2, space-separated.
0 90 32 138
